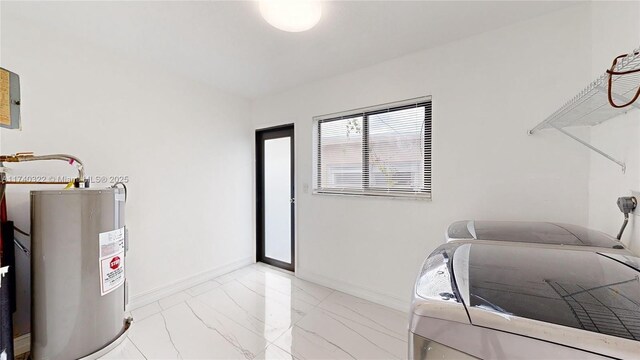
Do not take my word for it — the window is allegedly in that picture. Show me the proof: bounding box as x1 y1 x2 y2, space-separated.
313 97 431 199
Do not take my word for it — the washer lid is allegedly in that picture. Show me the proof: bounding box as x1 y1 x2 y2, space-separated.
454 244 640 343
447 220 624 250
412 243 469 324
598 252 640 272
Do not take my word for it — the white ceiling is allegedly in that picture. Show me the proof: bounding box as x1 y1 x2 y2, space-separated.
1 1 581 99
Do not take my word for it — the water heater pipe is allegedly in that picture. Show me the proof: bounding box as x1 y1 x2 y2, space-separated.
0 153 86 186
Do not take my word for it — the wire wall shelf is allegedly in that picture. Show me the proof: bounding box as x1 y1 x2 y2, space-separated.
529 46 640 172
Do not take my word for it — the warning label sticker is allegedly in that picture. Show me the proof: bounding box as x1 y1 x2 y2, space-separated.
99 228 126 296
100 252 125 296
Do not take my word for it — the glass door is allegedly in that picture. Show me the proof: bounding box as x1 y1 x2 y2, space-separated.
256 125 294 271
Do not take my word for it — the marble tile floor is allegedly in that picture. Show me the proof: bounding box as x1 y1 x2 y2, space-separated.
99 263 408 360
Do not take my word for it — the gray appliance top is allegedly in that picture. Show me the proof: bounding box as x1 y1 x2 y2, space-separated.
447 220 625 250
453 243 640 341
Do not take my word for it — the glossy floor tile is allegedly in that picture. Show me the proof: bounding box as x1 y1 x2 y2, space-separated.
318 291 407 341
100 264 408 360
100 338 146 360
273 307 406 360
196 280 303 342
129 300 162 322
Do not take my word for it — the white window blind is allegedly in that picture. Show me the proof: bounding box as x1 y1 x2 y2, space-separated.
313 97 432 199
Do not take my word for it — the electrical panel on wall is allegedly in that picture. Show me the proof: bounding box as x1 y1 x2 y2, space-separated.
0 67 21 130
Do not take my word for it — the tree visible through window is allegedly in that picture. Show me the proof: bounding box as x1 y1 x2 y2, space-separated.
314 97 431 198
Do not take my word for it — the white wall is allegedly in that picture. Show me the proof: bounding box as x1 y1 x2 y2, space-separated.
587 1 640 253
0 14 254 335
2 0 631 334
251 5 593 310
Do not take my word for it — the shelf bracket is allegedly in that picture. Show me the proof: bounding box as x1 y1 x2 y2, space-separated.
551 125 626 173
596 86 640 110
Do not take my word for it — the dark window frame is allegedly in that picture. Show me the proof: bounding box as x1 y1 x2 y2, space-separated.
315 99 432 199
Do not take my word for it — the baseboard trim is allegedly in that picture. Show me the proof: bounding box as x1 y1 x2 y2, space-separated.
129 256 254 310
296 269 410 313
14 333 30 355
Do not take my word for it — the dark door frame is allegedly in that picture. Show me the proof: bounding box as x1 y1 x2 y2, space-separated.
256 124 295 272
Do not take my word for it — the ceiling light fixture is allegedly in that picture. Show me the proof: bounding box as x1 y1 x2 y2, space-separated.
259 0 322 33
